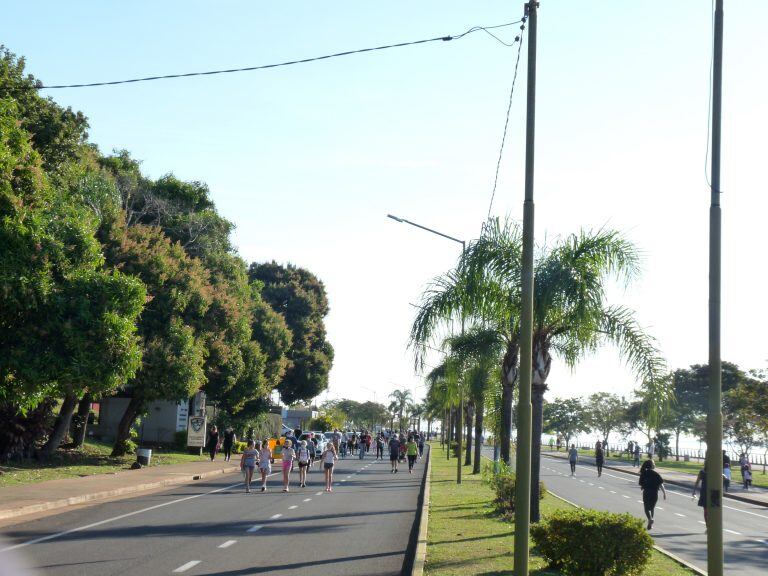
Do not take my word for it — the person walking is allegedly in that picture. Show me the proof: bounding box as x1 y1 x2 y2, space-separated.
297 440 312 488
722 450 731 492
406 435 418 474
417 433 425 459
321 442 338 492
207 425 220 461
595 442 605 478
222 426 236 462
633 444 641 467
639 460 666 529
568 444 578 476
389 433 401 473
258 440 272 492
281 439 295 492
340 430 348 458
692 465 708 527
240 440 259 493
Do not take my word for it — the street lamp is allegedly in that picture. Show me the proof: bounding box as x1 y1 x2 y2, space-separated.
387 213 466 485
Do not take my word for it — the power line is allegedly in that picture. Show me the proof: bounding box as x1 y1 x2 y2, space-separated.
4 21 522 91
485 17 527 222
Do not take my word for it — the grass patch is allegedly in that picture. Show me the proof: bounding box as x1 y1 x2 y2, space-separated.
0 439 209 488
426 442 697 576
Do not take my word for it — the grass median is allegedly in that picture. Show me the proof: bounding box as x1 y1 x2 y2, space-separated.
425 442 697 575
0 439 210 488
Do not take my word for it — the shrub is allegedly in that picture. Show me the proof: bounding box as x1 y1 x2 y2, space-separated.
530 508 653 575
481 461 546 516
233 440 247 454
173 430 187 450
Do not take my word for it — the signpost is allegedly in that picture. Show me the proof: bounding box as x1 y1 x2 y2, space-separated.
187 415 207 449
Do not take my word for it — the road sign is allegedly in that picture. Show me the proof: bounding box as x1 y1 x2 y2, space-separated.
187 416 207 447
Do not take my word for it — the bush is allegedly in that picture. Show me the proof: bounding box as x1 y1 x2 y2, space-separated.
530 508 653 575
173 430 187 450
482 461 546 516
233 440 247 454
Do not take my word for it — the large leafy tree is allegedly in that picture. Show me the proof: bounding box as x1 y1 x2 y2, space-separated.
586 392 629 448
249 262 334 404
543 397 589 449
388 389 413 432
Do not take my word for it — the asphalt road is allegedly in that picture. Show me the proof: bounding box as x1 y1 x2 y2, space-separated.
483 447 768 575
1 448 427 576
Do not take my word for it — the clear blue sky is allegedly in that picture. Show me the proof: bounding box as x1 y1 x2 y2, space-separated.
4 1 766 406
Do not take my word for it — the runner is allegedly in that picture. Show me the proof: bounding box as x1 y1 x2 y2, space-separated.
638 459 666 529
321 441 338 492
595 442 604 478
240 440 259 493
258 439 272 492
568 444 578 476
406 435 418 473
389 433 401 473
281 439 295 492
297 440 312 488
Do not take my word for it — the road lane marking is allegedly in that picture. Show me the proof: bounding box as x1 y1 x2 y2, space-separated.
699 521 707 525
219 540 237 548
657 507 664 511
288 505 298 510
610 490 616 494
0 480 246 553
722 504 768 520
588 483 594 486
173 561 201 573
637 500 643 504
622 495 630 499
724 529 741 535
303 498 312 502
270 514 282 520
674 513 686 517
754 539 768 545
341 479 347 482
247 525 263 533
598 486 604 490
315 491 323 495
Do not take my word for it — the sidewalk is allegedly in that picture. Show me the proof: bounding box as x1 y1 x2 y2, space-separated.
543 449 768 508
0 458 241 522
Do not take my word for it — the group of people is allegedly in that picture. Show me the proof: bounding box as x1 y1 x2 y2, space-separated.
385 432 424 474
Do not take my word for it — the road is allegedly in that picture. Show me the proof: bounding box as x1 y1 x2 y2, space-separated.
0 449 427 576
483 447 768 575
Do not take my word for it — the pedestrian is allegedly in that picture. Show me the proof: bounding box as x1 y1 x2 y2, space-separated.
240 440 259 493
207 425 220 461
568 443 578 476
222 426 236 462
639 459 666 529
595 442 605 478
358 434 366 460
281 439 295 492
389 433 401 473
692 465 708 527
722 450 731 492
340 430 348 458
417 433 425 459
628 440 634 459
297 440 312 488
406 435 418 474
633 444 641 467
258 440 272 492
376 433 384 460
321 442 338 492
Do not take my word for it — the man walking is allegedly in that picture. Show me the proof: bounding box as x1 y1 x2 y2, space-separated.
568 444 578 476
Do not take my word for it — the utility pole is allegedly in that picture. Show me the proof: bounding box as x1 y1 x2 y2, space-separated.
514 2 538 575
707 1 724 574
457 241 466 484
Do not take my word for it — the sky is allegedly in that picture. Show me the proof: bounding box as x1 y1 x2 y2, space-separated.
3 1 767 409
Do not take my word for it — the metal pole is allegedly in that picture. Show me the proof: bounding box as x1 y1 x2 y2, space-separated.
514 2 538 575
456 241 466 485
707 1 724 574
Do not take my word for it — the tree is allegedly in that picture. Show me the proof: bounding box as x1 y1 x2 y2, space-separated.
543 398 589 449
586 393 628 448
388 389 413 432
249 262 334 404
723 377 768 456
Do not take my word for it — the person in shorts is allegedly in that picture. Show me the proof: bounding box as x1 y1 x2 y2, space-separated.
281 439 295 492
240 440 259 493
258 440 272 492
321 442 338 492
297 440 312 488
406 435 418 473
639 459 666 529
389 434 401 473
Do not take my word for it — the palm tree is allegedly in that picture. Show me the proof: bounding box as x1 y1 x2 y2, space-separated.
388 389 412 432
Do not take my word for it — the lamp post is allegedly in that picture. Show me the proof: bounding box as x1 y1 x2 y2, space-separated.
388 213 466 484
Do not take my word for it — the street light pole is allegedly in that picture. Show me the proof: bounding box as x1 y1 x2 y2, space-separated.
514 2 538 575
707 1 724 574
388 213 466 484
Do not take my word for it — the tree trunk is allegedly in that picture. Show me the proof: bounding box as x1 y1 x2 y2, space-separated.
530 383 546 522
446 408 451 460
500 340 519 465
71 393 93 448
473 399 484 474
675 429 681 461
455 401 463 484
111 396 142 456
39 393 79 457
464 401 473 466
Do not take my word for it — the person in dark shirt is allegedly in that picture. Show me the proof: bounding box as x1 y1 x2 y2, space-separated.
389 434 401 473
639 459 666 529
693 466 708 526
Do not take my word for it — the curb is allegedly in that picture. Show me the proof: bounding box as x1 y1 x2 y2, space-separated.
546 490 707 576
542 452 768 509
411 444 432 576
0 464 241 521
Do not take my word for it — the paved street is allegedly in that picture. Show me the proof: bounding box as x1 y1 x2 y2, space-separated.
1 450 427 576
483 447 768 575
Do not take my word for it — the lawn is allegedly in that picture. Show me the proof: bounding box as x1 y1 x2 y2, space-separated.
0 439 209 488
425 442 697 576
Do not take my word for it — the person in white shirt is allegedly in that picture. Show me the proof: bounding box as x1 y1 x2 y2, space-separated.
297 440 312 488
321 443 338 492
258 441 272 492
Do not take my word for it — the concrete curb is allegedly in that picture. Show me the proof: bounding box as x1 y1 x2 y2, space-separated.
546 490 707 576
0 464 241 521
411 445 432 576
542 452 768 509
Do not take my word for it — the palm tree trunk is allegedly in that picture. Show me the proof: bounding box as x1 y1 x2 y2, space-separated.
464 401 473 466
40 393 79 457
473 399 484 474
500 341 519 465
530 383 546 522
71 393 93 448
455 401 463 484
111 397 142 456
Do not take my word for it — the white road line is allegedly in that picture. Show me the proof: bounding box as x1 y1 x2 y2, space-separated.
0 480 245 553
270 514 282 520
699 521 707 525
303 498 312 502
674 513 686 517
173 561 201 573
637 500 643 504
219 540 237 548
247 525 263 533
579 480 585 483
315 491 323 496
622 495 630 499
609 490 616 494
341 479 347 482
754 539 768 545
657 507 664 511
588 483 594 486
598 486 605 490
723 504 768 521
724 529 741 535
288 505 298 510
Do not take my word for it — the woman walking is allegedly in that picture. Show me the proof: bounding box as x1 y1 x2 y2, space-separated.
222 426 236 462
258 440 272 492
692 465 708 526
297 440 312 488
406 435 418 474
207 425 220 461
568 444 578 476
595 443 605 478
639 460 666 529
281 439 295 492
240 440 259 493
321 442 338 492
